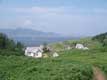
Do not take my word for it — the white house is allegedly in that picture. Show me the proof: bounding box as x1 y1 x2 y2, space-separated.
75 44 84 49
52 52 59 57
75 44 89 50
25 47 43 58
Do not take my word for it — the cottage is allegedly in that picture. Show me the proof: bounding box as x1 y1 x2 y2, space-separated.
75 44 84 49
25 47 43 58
52 52 59 57
75 44 89 50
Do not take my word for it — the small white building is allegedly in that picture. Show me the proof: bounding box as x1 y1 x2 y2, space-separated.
75 44 89 50
75 44 84 49
52 52 59 57
25 47 43 58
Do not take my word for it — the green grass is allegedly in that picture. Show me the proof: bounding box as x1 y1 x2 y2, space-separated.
0 55 93 80
61 49 107 75
0 38 107 80
0 49 107 80
49 37 103 52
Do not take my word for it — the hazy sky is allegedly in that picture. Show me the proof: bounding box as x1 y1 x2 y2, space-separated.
0 0 107 36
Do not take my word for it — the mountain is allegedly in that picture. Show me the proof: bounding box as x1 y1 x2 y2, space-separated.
0 28 61 37
0 28 76 46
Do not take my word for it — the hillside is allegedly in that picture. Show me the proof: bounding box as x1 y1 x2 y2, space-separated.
0 55 93 80
0 49 107 80
0 33 107 80
48 38 103 52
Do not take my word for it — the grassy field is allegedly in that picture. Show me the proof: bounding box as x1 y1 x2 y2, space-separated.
49 38 103 51
61 49 107 75
49 38 107 79
0 38 107 80
0 55 93 80
0 49 107 80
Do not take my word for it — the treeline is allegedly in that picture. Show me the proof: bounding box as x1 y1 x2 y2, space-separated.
92 32 107 46
0 33 24 56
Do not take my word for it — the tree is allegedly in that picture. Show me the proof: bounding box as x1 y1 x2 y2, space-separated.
6 39 16 50
0 33 7 49
43 42 50 53
0 33 24 56
16 42 24 50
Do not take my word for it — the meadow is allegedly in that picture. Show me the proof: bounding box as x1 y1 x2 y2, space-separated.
0 33 107 80
61 49 107 75
0 49 107 80
0 55 93 80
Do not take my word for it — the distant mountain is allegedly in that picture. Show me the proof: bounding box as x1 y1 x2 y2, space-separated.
0 28 61 38
0 28 76 46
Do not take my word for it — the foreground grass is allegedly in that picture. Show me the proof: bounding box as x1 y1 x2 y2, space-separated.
0 49 107 80
61 49 107 76
0 55 93 80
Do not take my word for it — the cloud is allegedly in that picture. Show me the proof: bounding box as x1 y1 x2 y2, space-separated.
14 6 65 15
14 6 107 15
1 6 107 36
15 7 48 13
23 20 33 26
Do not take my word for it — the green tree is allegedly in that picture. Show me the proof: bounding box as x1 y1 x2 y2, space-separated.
0 33 24 56
16 42 24 50
0 33 7 49
6 39 16 50
43 42 50 53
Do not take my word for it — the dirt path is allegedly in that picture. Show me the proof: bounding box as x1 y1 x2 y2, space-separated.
93 67 106 80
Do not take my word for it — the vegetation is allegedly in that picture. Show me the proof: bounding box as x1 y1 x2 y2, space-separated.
92 32 107 46
49 37 103 51
0 49 107 80
49 42 65 52
61 49 107 75
43 42 50 53
0 32 107 80
0 33 24 56
0 56 93 80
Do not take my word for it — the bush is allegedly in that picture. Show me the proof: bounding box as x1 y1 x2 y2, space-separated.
0 49 24 56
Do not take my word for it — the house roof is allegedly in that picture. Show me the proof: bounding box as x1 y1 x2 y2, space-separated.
25 47 43 53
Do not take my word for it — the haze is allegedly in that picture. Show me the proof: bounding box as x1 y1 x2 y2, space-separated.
0 0 107 36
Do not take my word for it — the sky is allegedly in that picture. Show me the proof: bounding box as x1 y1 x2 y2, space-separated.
0 0 107 36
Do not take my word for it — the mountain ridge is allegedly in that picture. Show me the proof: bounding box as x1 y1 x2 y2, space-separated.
0 28 75 46
0 28 62 37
